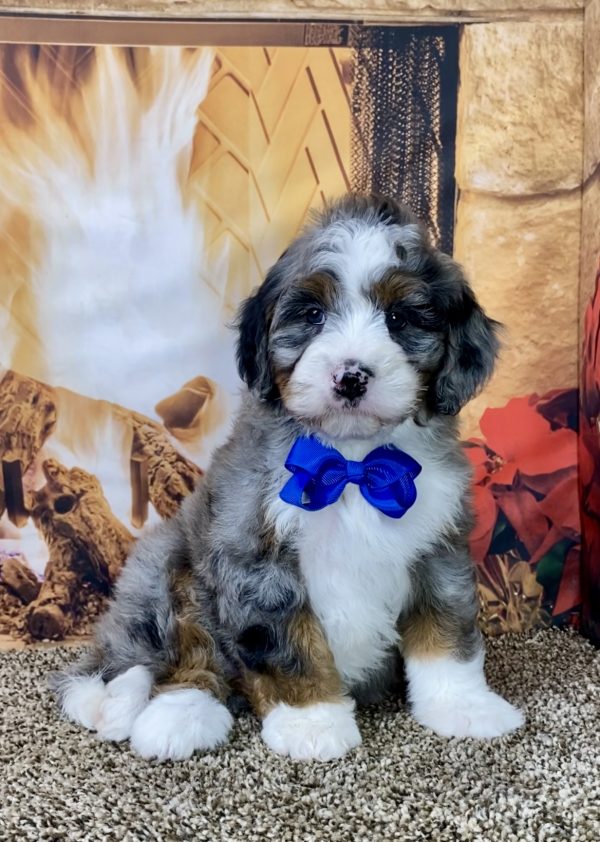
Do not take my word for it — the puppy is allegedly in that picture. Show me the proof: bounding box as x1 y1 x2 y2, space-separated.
53 194 523 762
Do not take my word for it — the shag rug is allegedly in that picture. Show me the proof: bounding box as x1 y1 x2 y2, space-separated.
0 629 598 841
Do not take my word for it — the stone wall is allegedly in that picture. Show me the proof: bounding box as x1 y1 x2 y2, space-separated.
454 21 584 435
581 0 600 313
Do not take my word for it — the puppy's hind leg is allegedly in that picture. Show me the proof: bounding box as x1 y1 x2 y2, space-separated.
54 521 233 758
51 648 113 733
51 520 181 742
53 642 158 745
52 658 154 743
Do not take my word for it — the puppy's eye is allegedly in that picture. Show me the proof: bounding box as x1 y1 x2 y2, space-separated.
306 307 325 325
386 310 406 330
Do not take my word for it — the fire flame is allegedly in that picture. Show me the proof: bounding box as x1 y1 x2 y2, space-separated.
46 389 162 533
0 45 242 571
0 45 236 419
0 518 49 578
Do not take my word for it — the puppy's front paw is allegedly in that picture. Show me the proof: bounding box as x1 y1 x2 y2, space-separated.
413 689 524 739
129 688 233 761
261 699 361 761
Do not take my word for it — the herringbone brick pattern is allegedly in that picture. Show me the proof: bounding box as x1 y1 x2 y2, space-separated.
189 46 352 312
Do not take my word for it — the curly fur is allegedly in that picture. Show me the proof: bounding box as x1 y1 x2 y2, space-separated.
52 194 523 761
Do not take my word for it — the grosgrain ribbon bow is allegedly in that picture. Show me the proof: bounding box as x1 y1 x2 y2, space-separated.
279 436 422 519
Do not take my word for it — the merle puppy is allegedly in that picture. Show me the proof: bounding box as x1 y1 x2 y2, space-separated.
54 194 523 761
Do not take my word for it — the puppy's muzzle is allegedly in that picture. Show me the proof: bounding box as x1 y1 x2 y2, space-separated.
333 361 373 402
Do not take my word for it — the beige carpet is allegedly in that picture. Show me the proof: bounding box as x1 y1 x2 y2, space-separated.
0 630 598 842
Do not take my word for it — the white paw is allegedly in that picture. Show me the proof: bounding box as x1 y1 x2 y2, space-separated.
95 665 153 742
406 650 524 740
129 688 233 761
261 699 362 761
413 689 524 739
60 674 107 731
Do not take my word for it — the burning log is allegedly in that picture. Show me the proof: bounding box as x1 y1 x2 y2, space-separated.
1 556 41 604
130 452 150 528
155 375 217 441
2 459 28 527
27 459 134 640
0 370 203 641
0 370 57 521
129 419 202 520
133 423 202 519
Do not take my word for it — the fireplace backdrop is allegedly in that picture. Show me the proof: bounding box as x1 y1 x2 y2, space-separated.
0 22 584 643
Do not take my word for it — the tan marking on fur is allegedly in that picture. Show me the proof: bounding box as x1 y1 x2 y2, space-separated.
272 272 338 403
274 369 292 401
170 565 197 611
241 611 344 718
297 272 339 311
157 566 229 701
370 270 427 312
160 618 229 701
399 611 456 660
257 521 280 558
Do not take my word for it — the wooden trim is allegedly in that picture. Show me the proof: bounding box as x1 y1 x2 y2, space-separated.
0 17 313 45
0 13 585 48
0 1 586 31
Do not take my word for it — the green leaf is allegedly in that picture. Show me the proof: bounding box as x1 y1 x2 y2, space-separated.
490 511 514 554
535 538 571 593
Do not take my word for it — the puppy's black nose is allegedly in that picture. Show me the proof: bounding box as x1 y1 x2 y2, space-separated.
334 364 370 402
337 372 366 401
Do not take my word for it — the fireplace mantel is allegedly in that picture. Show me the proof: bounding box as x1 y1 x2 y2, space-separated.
0 0 586 25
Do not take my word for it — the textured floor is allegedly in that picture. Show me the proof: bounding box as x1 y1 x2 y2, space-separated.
0 630 598 842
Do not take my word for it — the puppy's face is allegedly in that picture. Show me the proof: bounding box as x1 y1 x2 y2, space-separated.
269 237 426 439
237 195 499 439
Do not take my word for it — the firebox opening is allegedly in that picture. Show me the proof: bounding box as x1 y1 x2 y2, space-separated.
0 27 460 643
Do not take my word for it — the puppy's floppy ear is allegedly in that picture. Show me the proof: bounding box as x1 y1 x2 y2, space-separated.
236 262 284 401
431 256 501 416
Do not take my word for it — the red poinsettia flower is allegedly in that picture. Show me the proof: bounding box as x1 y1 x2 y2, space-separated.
536 388 579 431
469 482 498 564
579 261 600 638
466 393 578 567
582 262 600 422
480 396 577 486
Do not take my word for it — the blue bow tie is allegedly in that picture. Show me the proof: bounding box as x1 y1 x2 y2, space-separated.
279 436 421 519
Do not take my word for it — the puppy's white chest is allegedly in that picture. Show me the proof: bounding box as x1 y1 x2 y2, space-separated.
295 449 465 687
298 489 409 685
